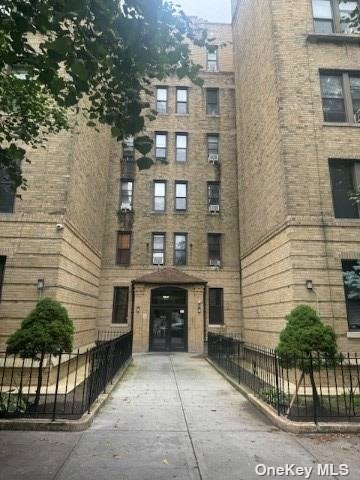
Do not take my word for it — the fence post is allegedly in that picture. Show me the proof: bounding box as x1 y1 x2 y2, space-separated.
52 351 62 422
309 353 318 425
274 350 281 416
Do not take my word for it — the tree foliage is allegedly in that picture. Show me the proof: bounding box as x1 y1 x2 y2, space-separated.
343 260 360 300
0 0 210 189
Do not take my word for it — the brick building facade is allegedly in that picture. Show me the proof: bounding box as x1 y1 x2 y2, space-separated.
0 1 359 353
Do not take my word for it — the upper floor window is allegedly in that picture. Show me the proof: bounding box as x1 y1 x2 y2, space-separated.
176 88 188 114
209 288 224 325
123 136 134 158
0 169 15 213
175 182 187 211
208 182 220 212
116 232 131 266
208 233 222 266
320 72 360 123
120 180 133 211
329 159 360 218
312 0 360 34
0 256 5 302
176 134 188 162
207 47 218 72
155 133 167 160
206 88 219 115
208 134 219 156
112 287 129 324
342 260 360 330
153 233 165 265
174 233 187 266
156 87 168 113
154 181 166 212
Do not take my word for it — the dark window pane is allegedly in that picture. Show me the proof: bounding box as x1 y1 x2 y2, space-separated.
342 260 360 330
209 288 224 324
174 234 187 266
0 170 15 213
208 234 221 264
350 76 360 119
175 250 186 266
314 19 334 33
329 161 359 218
112 287 129 324
0 256 5 301
116 233 131 265
207 89 219 115
208 183 220 205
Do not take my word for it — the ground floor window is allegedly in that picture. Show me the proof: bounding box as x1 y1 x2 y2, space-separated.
209 288 224 325
342 260 360 330
112 287 129 324
0 256 5 301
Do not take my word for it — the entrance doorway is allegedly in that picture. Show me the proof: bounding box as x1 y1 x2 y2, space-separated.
150 287 187 352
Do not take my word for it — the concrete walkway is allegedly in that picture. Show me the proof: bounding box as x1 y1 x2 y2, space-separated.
1 354 360 480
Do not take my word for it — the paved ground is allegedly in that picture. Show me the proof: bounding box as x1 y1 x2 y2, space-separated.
1 354 360 480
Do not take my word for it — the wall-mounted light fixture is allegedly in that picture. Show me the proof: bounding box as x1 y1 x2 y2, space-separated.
37 278 45 290
198 301 202 314
306 279 313 290
136 306 140 314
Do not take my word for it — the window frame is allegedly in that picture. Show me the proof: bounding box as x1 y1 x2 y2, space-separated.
175 133 188 163
320 71 360 123
207 182 220 209
112 286 129 324
175 181 188 212
152 233 166 265
329 159 360 218
116 232 132 266
207 47 219 72
174 233 188 266
206 88 220 115
0 256 6 302
207 134 219 157
209 288 224 325
208 233 222 266
341 260 360 331
176 87 188 114
156 86 168 113
155 132 168 160
312 0 360 34
120 179 134 211
153 180 167 212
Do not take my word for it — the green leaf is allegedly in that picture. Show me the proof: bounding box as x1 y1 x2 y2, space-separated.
70 60 89 81
134 136 153 155
137 156 154 170
48 37 72 55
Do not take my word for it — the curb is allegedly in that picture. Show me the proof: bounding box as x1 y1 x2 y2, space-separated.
206 358 360 434
0 357 133 432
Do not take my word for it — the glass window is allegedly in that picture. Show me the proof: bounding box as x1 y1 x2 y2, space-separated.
120 180 133 210
176 88 188 114
156 87 168 113
116 232 131 266
154 181 166 212
175 182 187 211
207 89 219 115
329 160 359 218
176 134 188 162
207 134 219 156
350 76 360 119
208 234 221 265
208 182 220 208
174 234 187 266
155 133 167 160
153 234 165 265
312 0 334 33
320 74 346 122
209 288 224 325
207 47 218 71
112 287 129 324
342 260 360 330
339 1 359 33
0 256 5 302
0 169 15 213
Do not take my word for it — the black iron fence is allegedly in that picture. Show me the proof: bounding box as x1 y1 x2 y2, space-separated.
208 332 360 423
0 331 133 421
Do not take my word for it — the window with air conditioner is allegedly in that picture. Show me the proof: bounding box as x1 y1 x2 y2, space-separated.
208 182 220 212
207 134 219 163
320 72 360 123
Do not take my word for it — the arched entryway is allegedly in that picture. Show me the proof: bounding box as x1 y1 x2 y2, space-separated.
149 287 188 352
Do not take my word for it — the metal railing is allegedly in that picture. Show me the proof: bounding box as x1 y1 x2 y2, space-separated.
208 332 360 423
0 331 132 421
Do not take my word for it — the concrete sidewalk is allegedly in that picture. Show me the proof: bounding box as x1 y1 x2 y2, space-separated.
1 353 360 480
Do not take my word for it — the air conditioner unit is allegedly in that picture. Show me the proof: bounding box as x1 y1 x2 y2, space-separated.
209 259 221 267
209 204 220 213
208 154 219 164
120 204 132 212
355 109 360 123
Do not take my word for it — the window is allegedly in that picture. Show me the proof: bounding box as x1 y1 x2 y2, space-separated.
123 137 134 160
208 182 220 211
176 134 188 162
155 133 167 160
312 0 360 34
208 234 221 266
342 260 360 330
116 232 131 266
176 88 188 114
207 134 219 157
120 180 133 210
112 287 129 324
329 160 360 218
320 72 360 123
175 182 187 211
207 47 218 72
206 88 219 115
174 234 187 266
154 181 166 212
0 256 5 302
156 87 168 113
0 169 15 213
152 234 165 265
209 288 224 324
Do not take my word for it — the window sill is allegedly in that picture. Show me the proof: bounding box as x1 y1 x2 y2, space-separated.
208 324 225 327
174 113 190 117
323 122 360 128
207 114 221 118
111 323 129 326
151 211 166 215
347 331 360 339
307 33 360 44
174 211 188 215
